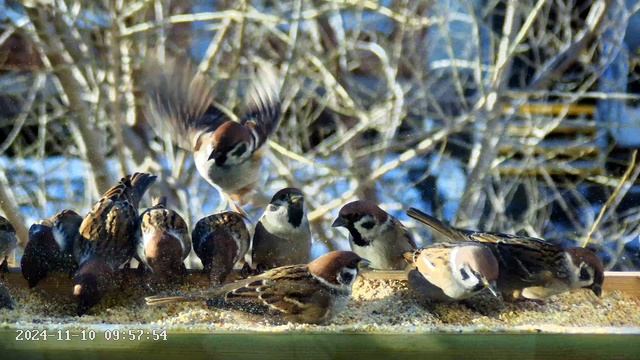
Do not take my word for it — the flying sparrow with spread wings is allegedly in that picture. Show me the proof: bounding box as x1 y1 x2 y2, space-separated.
404 242 499 302
22 210 82 288
252 188 311 271
192 211 250 284
332 200 416 270
407 207 604 300
73 172 156 314
145 58 281 205
146 251 369 324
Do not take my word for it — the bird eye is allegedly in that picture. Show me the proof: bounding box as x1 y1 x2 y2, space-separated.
361 221 375 230
460 268 469 280
579 266 591 281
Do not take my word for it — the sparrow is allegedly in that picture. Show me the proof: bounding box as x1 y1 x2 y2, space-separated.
403 243 499 302
145 58 281 202
21 210 83 288
192 211 250 284
73 172 156 314
252 188 312 271
0 281 13 310
332 200 416 270
0 215 17 272
138 197 192 283
146 251 369 324
407 207 604 299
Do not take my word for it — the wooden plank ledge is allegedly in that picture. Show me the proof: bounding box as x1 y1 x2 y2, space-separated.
2 269 638 298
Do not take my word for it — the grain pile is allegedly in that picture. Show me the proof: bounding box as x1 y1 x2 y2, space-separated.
0 277 639 333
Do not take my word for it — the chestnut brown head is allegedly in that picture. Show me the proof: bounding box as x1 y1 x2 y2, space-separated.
209 122 253 167
565 247 604 297
332 200 390 246
308 251 369 290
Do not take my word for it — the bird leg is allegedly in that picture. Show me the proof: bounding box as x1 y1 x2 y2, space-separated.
222 192 250 219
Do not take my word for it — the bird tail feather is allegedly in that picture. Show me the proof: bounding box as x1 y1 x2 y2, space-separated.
145 294 201 306
406 208 466 241
128 172 157 206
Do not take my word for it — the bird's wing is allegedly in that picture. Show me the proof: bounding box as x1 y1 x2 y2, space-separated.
192 212 249 254
240 64 281 150
79 173 154 264
407 208 568 282
222 266 328 316
144 58 227 151
470 232 567 282
406 208 471 241
146 265 332 322
414 247 454 288
392 217 417 249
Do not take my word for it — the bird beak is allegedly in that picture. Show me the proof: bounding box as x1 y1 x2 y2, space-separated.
210 152 223 165
290 194 303 204
357 259 371 270
590 283 602 297
332 217 348 228
484 280 499 298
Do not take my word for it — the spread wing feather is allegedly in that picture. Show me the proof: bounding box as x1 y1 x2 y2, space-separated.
144 58 226 150
240 64 281 149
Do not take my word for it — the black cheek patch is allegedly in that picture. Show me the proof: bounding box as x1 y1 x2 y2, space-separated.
361 221 375 229
287 204 304 228
460 268 469 280
340 271 354 284
349 226 368 247
579 266 591 281
232 143 247 157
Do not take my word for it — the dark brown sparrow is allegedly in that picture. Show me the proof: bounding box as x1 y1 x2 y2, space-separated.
0 215 17 272
0 281 13 309
192 211 250 284
404 243 499 302
146 251 369 324
407 207 604 299
252 188 311 271
21 210 82 288
138 197 191 282
73 172 156 314
145 58 281 202
332 200 416 270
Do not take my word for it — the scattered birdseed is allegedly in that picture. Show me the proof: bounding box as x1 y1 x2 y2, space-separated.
1 277 638 333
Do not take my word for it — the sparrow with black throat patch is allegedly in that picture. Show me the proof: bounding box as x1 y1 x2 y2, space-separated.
73 172 156 315
192 211 250 284
332 200 416 270
0 215 17 273
21 209 82 288
145 58 281 206
252 188 311 271
146 251 369 324
138 197 191 283
403 242 499 302
406 207 604 300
